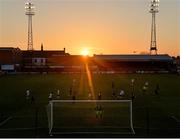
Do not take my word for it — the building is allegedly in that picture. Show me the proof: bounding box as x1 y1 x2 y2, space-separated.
0 46 176 73
22 47 70 72
175 56 180 73
0 47 22 72
93 54 175 73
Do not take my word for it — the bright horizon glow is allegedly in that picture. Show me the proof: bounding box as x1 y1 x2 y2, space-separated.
81 48 89 56
0 0 179 56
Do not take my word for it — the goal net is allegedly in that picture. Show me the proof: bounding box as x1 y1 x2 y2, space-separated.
46 100 135 135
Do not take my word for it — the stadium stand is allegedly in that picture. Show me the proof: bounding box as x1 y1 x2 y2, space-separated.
93 54 175 73
0 47 176 73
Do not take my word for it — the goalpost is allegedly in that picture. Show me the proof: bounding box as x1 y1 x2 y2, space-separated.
47 100 135 135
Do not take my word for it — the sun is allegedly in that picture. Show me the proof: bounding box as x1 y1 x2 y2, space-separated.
81 48 89 56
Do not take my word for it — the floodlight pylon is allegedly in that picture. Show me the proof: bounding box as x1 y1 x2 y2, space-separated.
149 0 159 55
25 2 35 51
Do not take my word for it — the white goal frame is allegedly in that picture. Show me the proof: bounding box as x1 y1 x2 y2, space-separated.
47 100 135 135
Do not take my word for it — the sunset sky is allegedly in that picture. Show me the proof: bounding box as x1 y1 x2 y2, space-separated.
0 0 179 56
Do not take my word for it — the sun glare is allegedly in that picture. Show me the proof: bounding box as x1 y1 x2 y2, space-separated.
81 48 89 56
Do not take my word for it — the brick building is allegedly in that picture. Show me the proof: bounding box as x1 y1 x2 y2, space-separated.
0 46 176 73
0 47 22 72
22 47 70 72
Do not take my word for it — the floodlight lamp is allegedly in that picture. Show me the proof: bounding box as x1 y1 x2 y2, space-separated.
25 3 34 9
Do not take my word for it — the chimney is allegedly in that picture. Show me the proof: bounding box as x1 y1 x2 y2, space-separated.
64 48 66 53
41 43 43 51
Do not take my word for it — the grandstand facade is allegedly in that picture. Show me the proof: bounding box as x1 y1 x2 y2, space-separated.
93 54 175 73
0 47 177 73
0 47 22 72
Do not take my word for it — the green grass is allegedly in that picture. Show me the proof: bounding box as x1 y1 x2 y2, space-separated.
0 73 180 137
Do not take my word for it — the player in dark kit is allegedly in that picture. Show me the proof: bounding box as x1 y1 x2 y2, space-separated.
72 94 76 104
72 95 76 100
69 87 72 96
95 105 103 119
31 96 35 104
112 81 116 98
154 84 160 95
98 91 102 100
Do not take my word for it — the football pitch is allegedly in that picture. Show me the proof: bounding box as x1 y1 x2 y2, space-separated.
0 73 180 137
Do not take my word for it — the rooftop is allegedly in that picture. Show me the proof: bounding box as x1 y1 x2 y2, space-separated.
93 54 173 61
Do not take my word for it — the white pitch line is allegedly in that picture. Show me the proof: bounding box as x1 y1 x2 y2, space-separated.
0 127 45 131
53 126 131 129
171 116 180 124
0 116 13 127
52 131 134 135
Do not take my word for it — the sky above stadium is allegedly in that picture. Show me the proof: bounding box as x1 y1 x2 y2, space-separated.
0 0 179 56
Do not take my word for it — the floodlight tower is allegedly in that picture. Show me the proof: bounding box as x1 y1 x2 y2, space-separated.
25 2 35 51
149 0 159 55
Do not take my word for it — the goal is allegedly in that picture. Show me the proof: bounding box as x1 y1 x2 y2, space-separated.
46 100 135 135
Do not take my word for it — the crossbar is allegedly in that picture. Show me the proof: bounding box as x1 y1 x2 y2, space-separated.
50 100 131 103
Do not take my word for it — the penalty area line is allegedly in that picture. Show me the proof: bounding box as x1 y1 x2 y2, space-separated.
0 116 13 127
171 116 180 124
